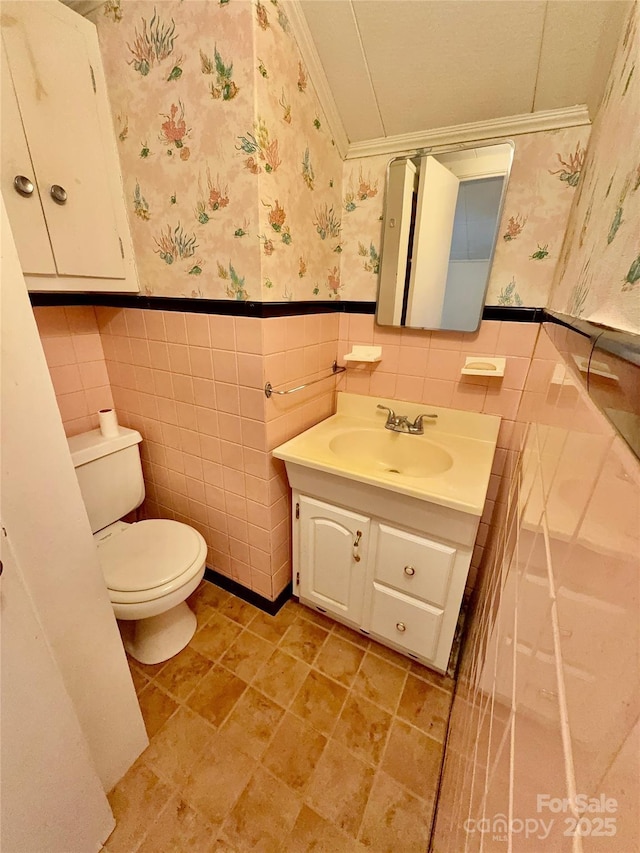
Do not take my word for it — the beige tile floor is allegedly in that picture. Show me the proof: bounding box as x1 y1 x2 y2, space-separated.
105 581 454 853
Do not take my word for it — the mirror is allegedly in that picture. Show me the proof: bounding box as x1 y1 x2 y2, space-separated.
376 140 514 332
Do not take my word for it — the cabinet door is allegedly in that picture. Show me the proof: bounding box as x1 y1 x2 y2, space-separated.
298 495 369 624
2 4 125 280
0 46 55 275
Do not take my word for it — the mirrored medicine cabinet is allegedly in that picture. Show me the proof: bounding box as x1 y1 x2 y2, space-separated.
376 140 514 333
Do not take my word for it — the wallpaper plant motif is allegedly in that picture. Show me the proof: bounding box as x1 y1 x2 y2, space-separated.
339 127 590 307
94 0 595 308
92 0 341 301
487 127 590 307
252 4 342 301
339 154 388 302
549 2 640 334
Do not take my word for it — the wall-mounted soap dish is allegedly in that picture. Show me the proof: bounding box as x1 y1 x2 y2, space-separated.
550 363 576 386
344 345 382 363
572 354 619 381
461 356 505 377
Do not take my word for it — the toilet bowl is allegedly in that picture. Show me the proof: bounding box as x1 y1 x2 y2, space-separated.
68 426 208 666
96 519 207 664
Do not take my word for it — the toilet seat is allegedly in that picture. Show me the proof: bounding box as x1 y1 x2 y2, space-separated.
96 519 207 605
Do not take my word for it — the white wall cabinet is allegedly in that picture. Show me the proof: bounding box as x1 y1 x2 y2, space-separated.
293 488 479 674
1 1 138 293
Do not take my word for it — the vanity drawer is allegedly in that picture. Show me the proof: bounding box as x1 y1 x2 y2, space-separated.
373 523 455 607
369 583 443 660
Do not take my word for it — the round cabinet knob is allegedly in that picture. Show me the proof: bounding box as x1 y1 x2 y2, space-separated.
404 565 416 577
14 175 34 197
396 622 406 633
50 184 67 205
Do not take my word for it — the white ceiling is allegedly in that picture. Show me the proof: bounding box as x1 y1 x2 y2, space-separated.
297 0 630 147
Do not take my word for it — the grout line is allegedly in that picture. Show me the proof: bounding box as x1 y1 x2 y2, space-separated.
205 592 453 731
128 584 450 850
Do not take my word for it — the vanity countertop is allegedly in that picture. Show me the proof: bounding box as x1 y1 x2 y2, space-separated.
272 392 501 516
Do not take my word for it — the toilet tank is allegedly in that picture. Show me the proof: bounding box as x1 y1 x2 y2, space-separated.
67 428 145 534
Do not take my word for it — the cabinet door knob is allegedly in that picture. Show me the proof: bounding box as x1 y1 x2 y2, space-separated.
50 184 67 205
404 565 416 576
396 622 406 633
14 175 34 197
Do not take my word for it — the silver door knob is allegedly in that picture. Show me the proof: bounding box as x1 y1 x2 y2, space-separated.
404 565 415 576
50 184 67 205
14 175 34 197
396 622 406 633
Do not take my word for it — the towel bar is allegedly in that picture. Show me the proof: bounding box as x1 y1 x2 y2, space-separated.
264 360 346 398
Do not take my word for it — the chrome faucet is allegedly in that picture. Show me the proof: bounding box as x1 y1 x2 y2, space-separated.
377 405 437 435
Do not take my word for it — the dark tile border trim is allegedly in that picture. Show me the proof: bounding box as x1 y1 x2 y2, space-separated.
483 306 545 323
542 309 603 338
544 309 640 463
544 310 640 363
29 292 544 323
29 293 376 317
203 566 291 615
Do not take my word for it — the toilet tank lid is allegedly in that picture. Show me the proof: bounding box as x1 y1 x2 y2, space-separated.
68 427 142 468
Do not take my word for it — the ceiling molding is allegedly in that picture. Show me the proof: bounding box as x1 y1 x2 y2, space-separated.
59 1 103 17
283 1 591 165
345 105 591 160
282 0 350 159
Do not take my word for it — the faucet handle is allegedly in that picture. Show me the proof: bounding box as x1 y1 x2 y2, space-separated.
377 404 396 420
411 413 438 429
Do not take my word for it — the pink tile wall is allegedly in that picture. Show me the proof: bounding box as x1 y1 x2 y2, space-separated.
338 314 535 586
95 308 340 602
262 313 339 594
264 313 338 444
432 325 640 851
33 306 114 437
34 304 542 602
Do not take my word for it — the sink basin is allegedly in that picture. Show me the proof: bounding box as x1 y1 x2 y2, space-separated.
329 429 453 478
272 392 501 514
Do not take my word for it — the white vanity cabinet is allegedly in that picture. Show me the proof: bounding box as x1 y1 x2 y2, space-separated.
1 1 138 293
275 392 501 674
293 485 479 674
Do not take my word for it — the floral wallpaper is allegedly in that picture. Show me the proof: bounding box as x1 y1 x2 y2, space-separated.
487 127 591 306
339 126 591 307
251 1 343 301
549 2 640 334
92 0 341 301
339 155 388 302
92 0 607 310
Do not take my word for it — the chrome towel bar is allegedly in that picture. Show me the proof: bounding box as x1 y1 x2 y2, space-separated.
264 360 346 398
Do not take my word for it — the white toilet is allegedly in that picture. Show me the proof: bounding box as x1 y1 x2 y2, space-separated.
68 427 207 665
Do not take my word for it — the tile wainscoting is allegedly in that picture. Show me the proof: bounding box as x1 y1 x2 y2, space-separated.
34 304 542 603
33 306 114 435
432 324 640 851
